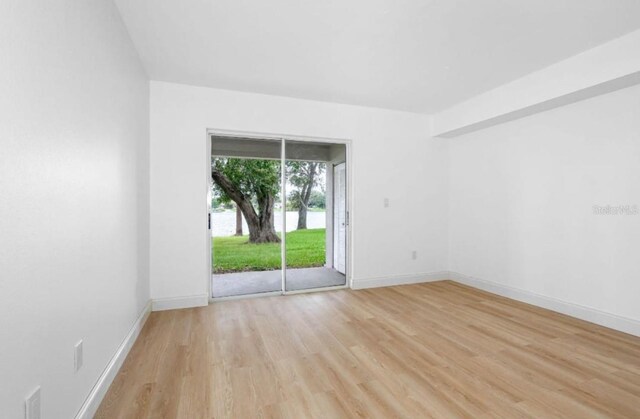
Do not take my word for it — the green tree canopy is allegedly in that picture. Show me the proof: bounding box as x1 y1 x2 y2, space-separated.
212 158 280 205
212 158 281 243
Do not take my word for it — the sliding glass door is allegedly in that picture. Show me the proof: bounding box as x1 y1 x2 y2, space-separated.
210 135 347 298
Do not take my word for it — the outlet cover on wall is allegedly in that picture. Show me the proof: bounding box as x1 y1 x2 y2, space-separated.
384 198 389 208
412 250 417 260
25 386 41 419
74 340 83 373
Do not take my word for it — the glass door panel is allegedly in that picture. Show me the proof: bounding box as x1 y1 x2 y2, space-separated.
284 140 347 291
210 136 283 298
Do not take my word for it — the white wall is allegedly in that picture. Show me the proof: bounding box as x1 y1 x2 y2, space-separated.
448 83 640 327
149 81 449 301
432 29 640 137
0 1 149 417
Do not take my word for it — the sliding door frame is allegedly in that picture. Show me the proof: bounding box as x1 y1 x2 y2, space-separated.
207 128 353 302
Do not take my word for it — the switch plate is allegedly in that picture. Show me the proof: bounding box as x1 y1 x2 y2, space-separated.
384 198 389 208
412 251 417 260
74 340 83 373
25 386 41 419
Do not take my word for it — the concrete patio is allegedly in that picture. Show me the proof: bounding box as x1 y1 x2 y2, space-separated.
212 267 346 298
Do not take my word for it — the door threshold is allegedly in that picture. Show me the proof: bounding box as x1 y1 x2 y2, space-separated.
210 290 282 302
283 284 348 295
210 284 349 303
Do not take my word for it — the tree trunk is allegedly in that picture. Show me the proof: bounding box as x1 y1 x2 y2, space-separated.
296 163 317 230
252 193 280 243
297 205 308 230
212 169 280 243
234 205 243 236
296 183 309 230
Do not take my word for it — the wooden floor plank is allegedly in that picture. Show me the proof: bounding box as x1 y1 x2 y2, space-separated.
96 281 640 418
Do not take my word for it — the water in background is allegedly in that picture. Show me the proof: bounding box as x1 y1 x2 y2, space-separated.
212 211 326 236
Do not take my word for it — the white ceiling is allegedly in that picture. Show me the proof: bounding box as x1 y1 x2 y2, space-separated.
115 0 640 113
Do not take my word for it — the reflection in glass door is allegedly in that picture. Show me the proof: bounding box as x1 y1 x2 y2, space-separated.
333 162 346 275
284 140 347 292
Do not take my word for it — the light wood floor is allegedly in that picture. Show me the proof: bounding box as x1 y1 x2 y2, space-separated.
96 281 640 418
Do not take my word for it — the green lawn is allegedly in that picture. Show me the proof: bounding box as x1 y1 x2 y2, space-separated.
213 228 325 273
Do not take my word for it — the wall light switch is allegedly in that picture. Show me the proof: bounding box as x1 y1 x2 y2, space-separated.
412 251 417 260
384 198 389 208
25 386 41 419
74 340 83 373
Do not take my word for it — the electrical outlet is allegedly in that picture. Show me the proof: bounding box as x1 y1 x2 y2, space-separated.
25 386 41 419
384 198 389 208
411 250 417 260
74 340 83 373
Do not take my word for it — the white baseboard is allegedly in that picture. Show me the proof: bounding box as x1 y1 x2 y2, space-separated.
351 271 450 290
449 271 640 337
75 300 152 419
152 294 209 311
